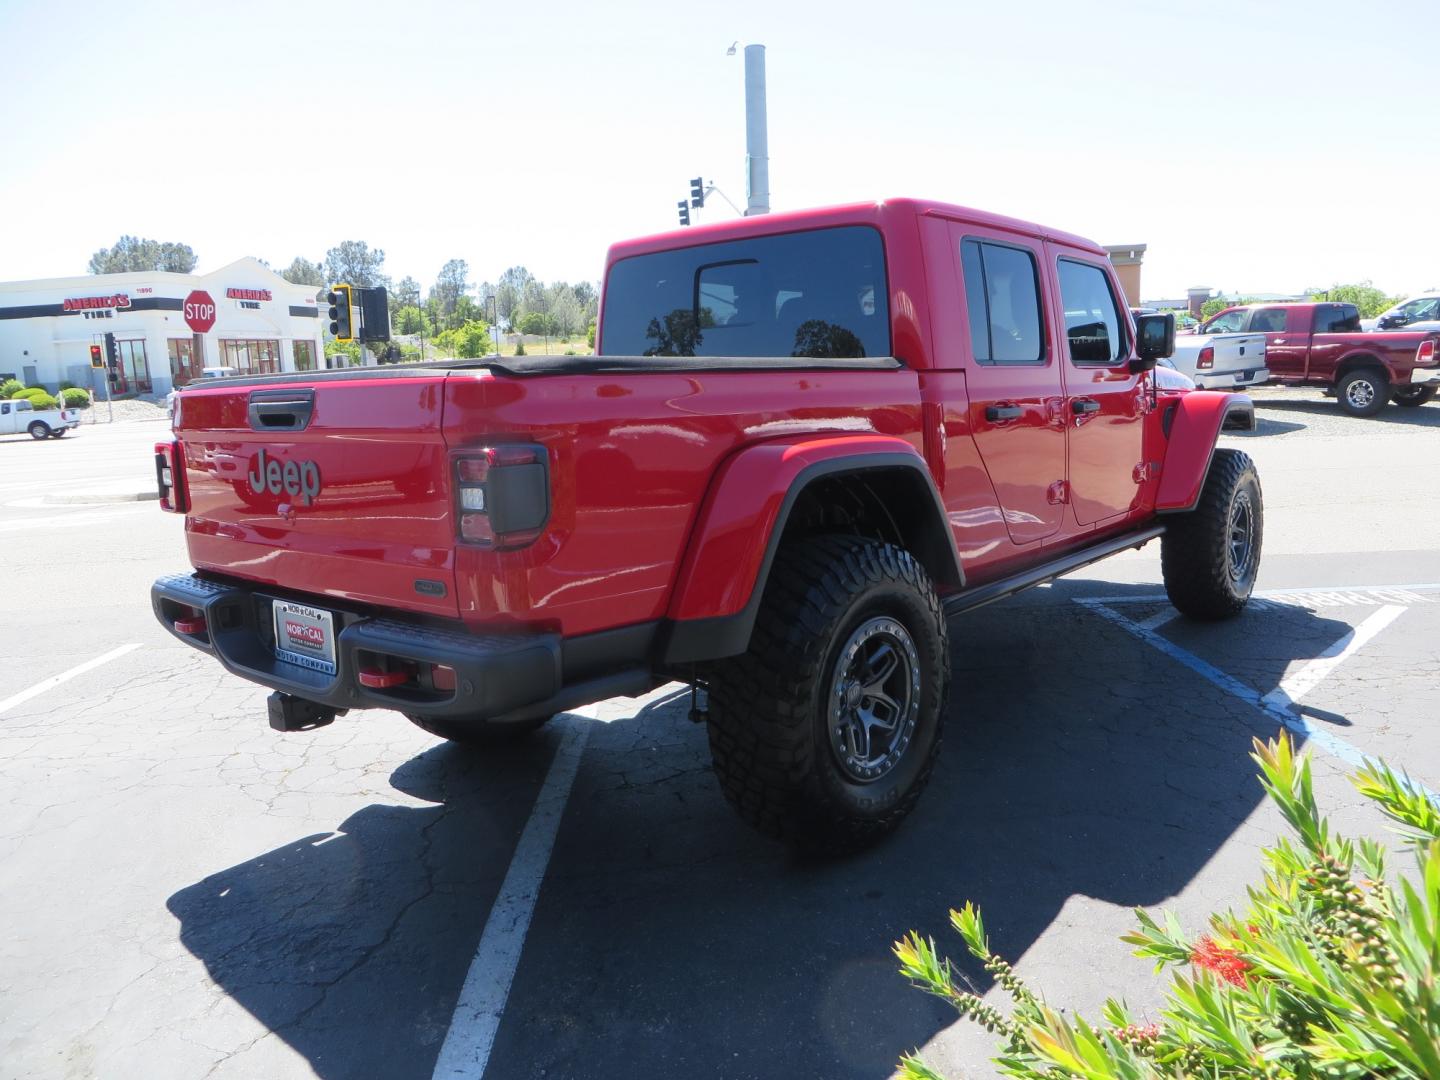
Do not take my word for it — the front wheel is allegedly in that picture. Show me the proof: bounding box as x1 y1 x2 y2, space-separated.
1393 385 1437 407
28 422 49 439
704 535 950 853
1161 448 1263 620
1336 368 1390 417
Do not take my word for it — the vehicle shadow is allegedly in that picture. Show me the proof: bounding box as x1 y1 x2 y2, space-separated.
1254 396 1440 428
1227 413 1307 437
166 579 1357 1080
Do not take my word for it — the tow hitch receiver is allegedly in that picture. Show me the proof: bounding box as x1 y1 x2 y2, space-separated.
267 691 345 732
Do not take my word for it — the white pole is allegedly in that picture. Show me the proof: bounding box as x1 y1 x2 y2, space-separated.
743 44 770 216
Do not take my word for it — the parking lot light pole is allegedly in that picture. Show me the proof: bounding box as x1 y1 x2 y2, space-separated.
728 41 770 216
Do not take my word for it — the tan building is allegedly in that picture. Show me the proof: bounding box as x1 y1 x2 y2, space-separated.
1104 245 1146 307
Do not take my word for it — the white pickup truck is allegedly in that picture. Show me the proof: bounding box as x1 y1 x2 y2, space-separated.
0 398 80 439
1134 309 1269 390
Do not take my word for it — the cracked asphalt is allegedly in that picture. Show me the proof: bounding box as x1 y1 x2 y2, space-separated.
2 397 1437 1080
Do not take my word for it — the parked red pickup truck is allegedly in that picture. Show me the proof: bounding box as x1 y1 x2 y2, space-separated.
1195 302 1440 416
152 198 1262 851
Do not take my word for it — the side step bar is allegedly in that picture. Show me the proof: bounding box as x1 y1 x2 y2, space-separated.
942 525 1165 617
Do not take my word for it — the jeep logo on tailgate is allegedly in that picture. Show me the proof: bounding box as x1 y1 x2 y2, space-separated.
247 448 322 506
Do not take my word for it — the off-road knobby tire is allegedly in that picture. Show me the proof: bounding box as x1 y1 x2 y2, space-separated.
1392 385 1437 407
1161 448 1263 620
405 712 552 746
1335 368 1390 417
27 421 49 439
703 535 950 854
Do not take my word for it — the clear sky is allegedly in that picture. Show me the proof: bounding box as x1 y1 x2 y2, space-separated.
1 0 1435 302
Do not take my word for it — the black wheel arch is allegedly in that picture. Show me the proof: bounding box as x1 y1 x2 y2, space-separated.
660 454 963 666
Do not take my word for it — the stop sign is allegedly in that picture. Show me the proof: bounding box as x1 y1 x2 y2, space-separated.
183 290 217 333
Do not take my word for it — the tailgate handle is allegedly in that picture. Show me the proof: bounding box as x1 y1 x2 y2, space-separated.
247 390 315 432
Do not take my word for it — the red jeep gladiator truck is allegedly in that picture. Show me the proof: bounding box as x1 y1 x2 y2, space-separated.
153 198 1262 850
1196 301 1440 416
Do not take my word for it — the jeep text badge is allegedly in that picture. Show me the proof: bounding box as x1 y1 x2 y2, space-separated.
247 448 321 506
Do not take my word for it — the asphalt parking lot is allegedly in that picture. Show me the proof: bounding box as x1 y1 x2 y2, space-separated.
1 388 1437 1080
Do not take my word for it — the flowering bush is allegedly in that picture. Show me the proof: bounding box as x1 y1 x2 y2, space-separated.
894 734 1440 1078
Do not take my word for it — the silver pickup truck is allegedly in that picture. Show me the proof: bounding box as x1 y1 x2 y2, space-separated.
1135 309 1269 390
0 398 80 439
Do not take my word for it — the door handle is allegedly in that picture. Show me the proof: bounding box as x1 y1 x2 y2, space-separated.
1273 338 1285 344
1071 399 1101 415
985 404 1023 421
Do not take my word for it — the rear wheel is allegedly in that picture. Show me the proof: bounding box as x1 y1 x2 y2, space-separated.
1393 385 1437 407
405 712 552 746
1335 368 1390 417
27 421 49 439
703 535 950 854
1161 448 1263 620
48 427 68 438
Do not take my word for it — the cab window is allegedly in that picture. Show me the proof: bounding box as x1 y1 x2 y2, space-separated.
1249 308 1288 334
1206 309 1246 333
960 238 1045 365
1057 259 1125 365
0 402 8 415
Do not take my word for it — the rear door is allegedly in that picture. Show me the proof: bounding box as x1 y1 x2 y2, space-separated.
1052 253 1146 527
176 375 460 618
950 226 1067 545
1249 305 1307 379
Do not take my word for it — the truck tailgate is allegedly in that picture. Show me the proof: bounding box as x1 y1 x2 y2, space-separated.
1205 333 1267 376
175 375 458 618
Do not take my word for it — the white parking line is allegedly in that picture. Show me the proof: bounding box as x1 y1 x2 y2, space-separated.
431 711 594 1080
0 643 142 717
1262 606 1406 710
1076 598 1438 805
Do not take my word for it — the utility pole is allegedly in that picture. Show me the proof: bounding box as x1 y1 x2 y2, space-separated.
742 44 770 216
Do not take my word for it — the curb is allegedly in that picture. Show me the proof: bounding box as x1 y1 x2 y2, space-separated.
43 489 160 506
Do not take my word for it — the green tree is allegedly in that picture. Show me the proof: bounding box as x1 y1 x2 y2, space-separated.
453 321 493 358
394 305 428 336
547 284 583 339
324 241 388 288
281 257 325 287
392 275 422 310
430 259 471 330
516 310 549 336
88 236 197 274
1311 281 1401 319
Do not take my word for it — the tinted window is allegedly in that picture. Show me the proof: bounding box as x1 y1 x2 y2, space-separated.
1057 259 1125 365
1314 304 1362 334
600 226 889 359
1249 308 1288 334
960 239 1045 365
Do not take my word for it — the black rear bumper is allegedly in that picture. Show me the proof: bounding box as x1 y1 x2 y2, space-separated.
151 573 563 720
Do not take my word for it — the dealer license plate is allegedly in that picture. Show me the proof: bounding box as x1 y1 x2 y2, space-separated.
272 600 337 675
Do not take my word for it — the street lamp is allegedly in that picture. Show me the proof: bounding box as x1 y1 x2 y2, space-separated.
728 41 769 216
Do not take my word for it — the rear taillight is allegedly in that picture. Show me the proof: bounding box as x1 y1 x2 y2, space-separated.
154 439 188 513
452 444 549 548
1417 339 1437 367
1196 346 1215 371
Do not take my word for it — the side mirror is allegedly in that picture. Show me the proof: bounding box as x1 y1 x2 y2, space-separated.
1133 312 1175 372
1378 314 1403 329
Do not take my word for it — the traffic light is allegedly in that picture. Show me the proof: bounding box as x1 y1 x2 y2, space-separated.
677 200 690 227
103 332 118 367
690 177 705 208
356 286 390 343
327 284 353 341
89 344 103 368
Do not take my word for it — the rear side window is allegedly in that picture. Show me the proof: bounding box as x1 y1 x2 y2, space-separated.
1314 304 1361 333
1249 308 1288 334
960 239 1045 365
1057 259 1125 365
599 226 889 359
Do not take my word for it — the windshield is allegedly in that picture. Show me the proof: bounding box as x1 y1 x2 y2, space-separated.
600 225 890 359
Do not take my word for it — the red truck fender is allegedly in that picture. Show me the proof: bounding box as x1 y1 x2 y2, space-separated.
660 434 964 664
1155 391 1256 514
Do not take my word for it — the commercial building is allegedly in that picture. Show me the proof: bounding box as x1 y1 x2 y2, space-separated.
0 259 327 397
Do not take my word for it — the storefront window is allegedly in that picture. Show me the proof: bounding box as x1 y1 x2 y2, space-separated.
293 340 316 371
219 339 281 376
168 338 198 386
120 339 151 394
